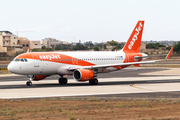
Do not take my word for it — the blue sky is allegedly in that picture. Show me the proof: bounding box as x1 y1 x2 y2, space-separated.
1 0 180 43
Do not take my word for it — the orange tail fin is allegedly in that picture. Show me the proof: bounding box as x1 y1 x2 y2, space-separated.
123 20 144 53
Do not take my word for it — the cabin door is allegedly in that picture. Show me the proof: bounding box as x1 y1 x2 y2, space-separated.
32 55 39 67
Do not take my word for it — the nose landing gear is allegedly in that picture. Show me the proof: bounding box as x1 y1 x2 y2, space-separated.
26 80 32 86
26 75 33 86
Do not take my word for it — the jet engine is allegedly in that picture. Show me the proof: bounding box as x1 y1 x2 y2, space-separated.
28 75 47 81
73 69 94 81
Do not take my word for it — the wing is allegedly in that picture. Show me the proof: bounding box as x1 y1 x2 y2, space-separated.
68 60 160 70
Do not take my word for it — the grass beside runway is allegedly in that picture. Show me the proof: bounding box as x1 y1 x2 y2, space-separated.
0 99 180 120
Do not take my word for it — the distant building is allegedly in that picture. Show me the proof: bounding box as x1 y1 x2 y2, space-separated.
42 38 69 48
0 31 22 55
18 37 30 50
30 41 41 49
18 37 41 50
42 38 60 48
0 31 41 56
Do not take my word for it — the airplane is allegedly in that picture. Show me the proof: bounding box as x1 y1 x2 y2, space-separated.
7 20 174 86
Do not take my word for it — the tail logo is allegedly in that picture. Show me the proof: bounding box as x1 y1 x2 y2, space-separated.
128 22 143 49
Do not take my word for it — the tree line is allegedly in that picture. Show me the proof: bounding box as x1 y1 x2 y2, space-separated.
39 40 180 53
41 40 124 51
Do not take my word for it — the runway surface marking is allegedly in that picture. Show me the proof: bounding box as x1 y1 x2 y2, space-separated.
130 84 157 92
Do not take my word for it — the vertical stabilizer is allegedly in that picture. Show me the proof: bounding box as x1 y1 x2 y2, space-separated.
123 20 144 53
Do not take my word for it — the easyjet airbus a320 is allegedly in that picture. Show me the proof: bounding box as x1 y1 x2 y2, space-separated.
7 21 174 86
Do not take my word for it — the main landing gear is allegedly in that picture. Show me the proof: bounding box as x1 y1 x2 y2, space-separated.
89 78 98 85
58 75 68 84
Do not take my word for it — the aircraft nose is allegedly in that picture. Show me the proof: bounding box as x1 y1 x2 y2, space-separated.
7 63 15 73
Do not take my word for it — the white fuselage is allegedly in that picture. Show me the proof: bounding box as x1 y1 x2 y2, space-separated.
8 50 127 76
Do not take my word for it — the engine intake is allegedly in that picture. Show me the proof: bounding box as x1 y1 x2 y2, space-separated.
73 69 94 81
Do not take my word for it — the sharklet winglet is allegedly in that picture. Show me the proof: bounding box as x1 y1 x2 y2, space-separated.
165 46 174 59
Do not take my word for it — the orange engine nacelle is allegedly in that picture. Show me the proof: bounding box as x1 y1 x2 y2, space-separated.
73 69 94 81
32 75 47 81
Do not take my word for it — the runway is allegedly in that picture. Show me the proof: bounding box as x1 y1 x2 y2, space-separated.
1 67 180 100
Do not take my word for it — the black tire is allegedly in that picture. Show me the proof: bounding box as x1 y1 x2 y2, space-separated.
89 78 98 85
58 78 63 84
62 78 68 84
93 78 98 85
89 79 93 85
26 81 32 86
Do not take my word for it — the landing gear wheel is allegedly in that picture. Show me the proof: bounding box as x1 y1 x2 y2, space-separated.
58 78 68 84
26 81 32 86
58 78 63 84
89 78 98 85
62 78 67 84
93 78 98 85
89 79 93 85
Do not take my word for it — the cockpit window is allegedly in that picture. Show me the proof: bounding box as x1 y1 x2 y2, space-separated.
24 59 28 62
21 59 24 62
14 59 20 61
14 58 28 62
